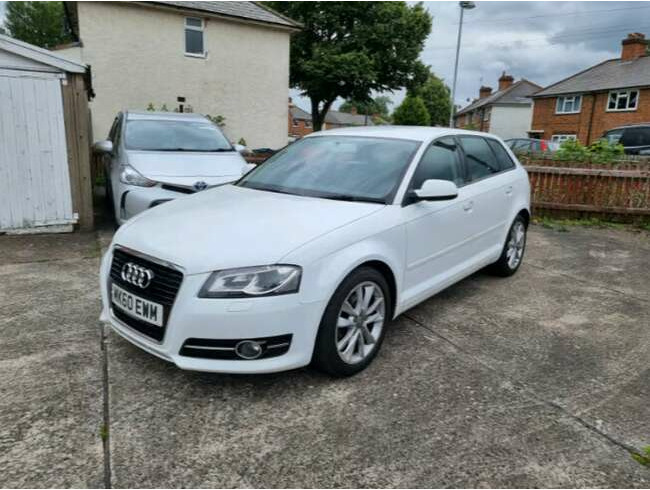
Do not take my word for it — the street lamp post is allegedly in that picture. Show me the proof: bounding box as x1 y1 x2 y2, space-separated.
449 1 475 128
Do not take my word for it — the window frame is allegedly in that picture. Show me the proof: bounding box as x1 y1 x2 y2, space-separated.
606 89 639 112
555 95 582 114
456 135 517 186
551 134 577 144
184 17 206 58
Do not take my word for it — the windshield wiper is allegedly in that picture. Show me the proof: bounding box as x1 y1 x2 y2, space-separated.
316 194 387 204
149 148 234 152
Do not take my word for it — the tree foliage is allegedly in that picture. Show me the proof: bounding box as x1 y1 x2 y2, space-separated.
339 95 392 119
5 1 71 48
409 73 451 126
266 1 431 130
392 95 430 126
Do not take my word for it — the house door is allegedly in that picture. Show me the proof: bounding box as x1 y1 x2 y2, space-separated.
0 70 75 231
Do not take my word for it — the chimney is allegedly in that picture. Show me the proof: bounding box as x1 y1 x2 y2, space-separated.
621 33 648 61
479 86 493 99
349 106 358 115
498 71 514 91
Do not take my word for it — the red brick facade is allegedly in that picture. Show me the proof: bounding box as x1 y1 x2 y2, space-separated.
530 89 650 144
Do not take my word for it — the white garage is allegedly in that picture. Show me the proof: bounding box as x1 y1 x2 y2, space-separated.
0 34 94 233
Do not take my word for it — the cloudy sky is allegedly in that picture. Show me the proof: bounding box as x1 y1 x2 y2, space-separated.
293 0 650 112
1 1 649 113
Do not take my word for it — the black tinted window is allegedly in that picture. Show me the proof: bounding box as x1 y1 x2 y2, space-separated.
487 139 516 170
459 136 500 181
411 137 463 189
620 127 650 147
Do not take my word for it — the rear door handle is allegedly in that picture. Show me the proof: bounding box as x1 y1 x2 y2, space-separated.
463 201 473 212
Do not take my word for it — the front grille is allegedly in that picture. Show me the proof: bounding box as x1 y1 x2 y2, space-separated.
109 248 183 342
161 184 195 194
180 334 292 360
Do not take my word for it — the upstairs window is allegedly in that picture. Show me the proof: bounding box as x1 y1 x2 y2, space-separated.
556 95 582 114
185 17 204 56
607 89 639 111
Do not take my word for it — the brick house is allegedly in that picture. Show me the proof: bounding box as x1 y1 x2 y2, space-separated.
454 73 541 139
288 99 373 140
529 33 650 145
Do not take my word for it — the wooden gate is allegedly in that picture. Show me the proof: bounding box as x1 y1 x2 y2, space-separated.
0 70 76 231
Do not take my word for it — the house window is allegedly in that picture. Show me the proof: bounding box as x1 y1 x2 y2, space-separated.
483 108 491 122
551 134 577 144
292 118 299 127
305 120 312 128
185 17 204 56
556 95 582 114
607 89 639 111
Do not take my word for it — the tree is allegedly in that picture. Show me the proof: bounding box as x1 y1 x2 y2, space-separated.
4 2 71 48
410 73 451 126
339 95 392 119
265 2 431 131
392 95 430 126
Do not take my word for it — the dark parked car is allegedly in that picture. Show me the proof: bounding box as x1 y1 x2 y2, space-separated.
505 138 559 153
602 124 650 155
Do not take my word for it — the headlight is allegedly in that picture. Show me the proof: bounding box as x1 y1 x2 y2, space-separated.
199 265 301 298
119 164 156 187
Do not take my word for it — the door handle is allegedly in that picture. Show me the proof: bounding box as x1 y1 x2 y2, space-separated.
505 186 513 196
463 201 473 212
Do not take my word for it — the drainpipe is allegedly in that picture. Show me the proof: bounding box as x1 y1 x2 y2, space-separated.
586 92 597 143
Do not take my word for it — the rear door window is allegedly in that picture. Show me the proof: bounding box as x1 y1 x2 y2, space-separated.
620 127 650 146
458 136 501 182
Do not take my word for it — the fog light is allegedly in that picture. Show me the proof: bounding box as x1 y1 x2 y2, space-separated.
235 340 263 360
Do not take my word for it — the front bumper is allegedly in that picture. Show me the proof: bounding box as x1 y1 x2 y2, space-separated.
99 250 326 374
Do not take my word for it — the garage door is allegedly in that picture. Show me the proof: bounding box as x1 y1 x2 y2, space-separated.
0 70 75 231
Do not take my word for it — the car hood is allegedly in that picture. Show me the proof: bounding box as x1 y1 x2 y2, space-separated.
114 185 384 275
126 150 246 178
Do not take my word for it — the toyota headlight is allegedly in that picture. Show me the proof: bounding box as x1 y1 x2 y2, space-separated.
199 265 302 298
119 164 156 187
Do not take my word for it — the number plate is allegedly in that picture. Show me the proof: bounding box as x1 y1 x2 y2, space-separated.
111 283 163 327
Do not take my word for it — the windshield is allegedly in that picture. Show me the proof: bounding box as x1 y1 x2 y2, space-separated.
238 136 420 203
125 119 233 152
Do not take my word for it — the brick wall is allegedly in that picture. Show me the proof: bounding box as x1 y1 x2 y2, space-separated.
288 117 313 138
531 88 650 143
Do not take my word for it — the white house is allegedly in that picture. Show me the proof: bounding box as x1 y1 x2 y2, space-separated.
56 1 300 149
454 72 541 140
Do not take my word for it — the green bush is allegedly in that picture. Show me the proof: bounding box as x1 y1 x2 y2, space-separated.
554 138 624 164
392 95 431 126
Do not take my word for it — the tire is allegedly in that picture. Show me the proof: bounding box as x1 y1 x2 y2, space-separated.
312 267 392 377
489 215 527 277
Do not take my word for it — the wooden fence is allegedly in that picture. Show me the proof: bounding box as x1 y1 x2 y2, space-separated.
522 156 650 220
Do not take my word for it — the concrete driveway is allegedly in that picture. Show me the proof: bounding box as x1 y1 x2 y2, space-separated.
1 225 649 487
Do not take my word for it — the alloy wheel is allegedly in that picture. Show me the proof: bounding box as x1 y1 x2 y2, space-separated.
506 221 526 269
336 281 385 365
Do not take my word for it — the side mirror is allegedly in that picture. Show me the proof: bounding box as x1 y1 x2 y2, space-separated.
93 140 113 154
413 179 458 201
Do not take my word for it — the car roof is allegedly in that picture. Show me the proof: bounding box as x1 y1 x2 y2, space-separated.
125 111 209 122
304 125 501 142
605 123 650 132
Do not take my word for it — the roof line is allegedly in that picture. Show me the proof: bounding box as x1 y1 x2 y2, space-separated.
142 1 301 31
531 58 618 97
0 33 86 73
456 79 538 116
252 2 304 29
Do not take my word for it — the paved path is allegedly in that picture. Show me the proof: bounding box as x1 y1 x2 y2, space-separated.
1 225 648 487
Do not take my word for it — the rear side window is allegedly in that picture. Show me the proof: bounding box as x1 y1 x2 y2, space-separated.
512 139 531 151
458 136 500 182
620 127 650 147
410 137 463 189
487 139 516 170
603 129 623 144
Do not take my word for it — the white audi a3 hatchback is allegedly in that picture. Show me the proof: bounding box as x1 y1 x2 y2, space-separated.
100 126 530 376
93 111 253 225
